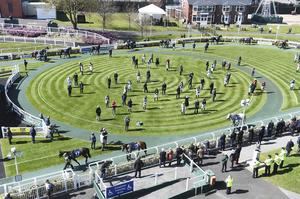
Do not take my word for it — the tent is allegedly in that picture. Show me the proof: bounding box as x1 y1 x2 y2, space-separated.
138 4 166 19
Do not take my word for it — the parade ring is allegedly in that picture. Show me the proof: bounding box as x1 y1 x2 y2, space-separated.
26 44 292 136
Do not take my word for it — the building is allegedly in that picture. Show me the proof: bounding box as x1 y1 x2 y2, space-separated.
0 0 23 18
181 0 256 25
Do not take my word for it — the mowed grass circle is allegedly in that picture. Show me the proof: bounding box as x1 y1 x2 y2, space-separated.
27 48 267 135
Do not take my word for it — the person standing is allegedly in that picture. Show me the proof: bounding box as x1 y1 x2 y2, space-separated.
159 148 167 167
162 82 167 95
107 77 111 89
220 133 226 151
209 82 214 94
134 157 144 178
237 56 242 66
225 175 233 194
79 62 84 75
229 149 235 168
90 133 96 150
143 82 148 93
124 116 130 131
267 120 274 137
176 86 181 99
96 105 101 121
166 148 174 166
89 62 93 74
143 96 147 110
279 147 287 168
212 88 217 102
251 68 256 77
114 72 118 84
122 93 127 106
273 153 281 174
253 158 261 178
79 82 84 94
45 179 54 199
194 99 199 114
179 65 183 75
100 128 108 151
24 59 28 70
7 127 12 145
154 88 159 101
201 98 206 111
30 126 36 143
127 98 133 112
258 126 265 145
221 154 228 172
264 155 273 176
112 100 117 117
175 146 184 165
136 71 141 83
181 102 186 115
197 146 204 165
105 95 110 108
200 78 205 90
235 144 242 164
73 72 78 87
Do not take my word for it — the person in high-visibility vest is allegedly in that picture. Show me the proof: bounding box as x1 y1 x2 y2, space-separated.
264 155 273 176
225 175 233 194
273 153 281 174
253 158 261 178
279 147 287 168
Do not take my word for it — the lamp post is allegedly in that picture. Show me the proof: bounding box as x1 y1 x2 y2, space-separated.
240 98 250 126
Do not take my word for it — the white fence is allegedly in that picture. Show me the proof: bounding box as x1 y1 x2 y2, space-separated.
1 65 48 138
0 23 110 45
0 169 92 199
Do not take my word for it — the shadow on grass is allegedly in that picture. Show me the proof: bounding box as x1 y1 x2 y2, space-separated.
128 128 145 132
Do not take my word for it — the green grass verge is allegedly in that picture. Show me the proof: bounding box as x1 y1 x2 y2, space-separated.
259 148 300 194
0 136 119 176
26 48 266 136
195 45 298 110
0 42 58 54
55 12 186 32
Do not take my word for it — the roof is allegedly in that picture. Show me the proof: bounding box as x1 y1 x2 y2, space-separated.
188 0 253 6
138 4 166 15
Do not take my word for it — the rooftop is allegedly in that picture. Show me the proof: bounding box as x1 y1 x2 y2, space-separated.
188 0 253 6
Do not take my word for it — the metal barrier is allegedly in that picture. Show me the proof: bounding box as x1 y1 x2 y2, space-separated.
0 23 110 45
1 65 49 138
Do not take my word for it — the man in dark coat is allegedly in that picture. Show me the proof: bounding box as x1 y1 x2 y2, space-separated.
200 78 205 90
124 116 130 131
230 130 237 147
159 148 167 167
222 154 228 172
162 82 167 95
114 72 118 84
176 146 184 165
7 127 13 145
143 82 148 93
134 157 144 178
79 82 84 94
286 139 294 156
209 82 214 94
107 77 111 89
73 72 78 86
30 126 36 143
67 85 72 97
176 86 181 99
234 144 242 164
237 130 244 145
258 126 265 145
122 93 127 106
267 120 274 137
194 100 199 114
220 133 226 151
96 106 101 121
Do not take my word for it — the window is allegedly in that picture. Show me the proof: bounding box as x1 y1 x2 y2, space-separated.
222 5 231 12
193 6 198 12
197 5 215 12
236 5 245 12
193 15 197 21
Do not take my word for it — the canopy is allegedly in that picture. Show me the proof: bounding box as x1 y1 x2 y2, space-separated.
138 4 166 16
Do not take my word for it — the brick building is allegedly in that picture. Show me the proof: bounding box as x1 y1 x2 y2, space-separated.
181 0 256 25
0 0 23 18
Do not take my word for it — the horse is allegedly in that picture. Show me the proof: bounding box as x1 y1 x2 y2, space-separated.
227 113 245 126
59 147 91 165
210 35 222 45
121 141 147 161
240 37 253 45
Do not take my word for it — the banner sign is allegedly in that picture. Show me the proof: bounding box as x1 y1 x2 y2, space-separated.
106 180 134 198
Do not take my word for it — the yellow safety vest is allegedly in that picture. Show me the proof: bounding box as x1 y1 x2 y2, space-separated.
254 160 261 168
279 150 287 161
226 177 233 187
265 158 273 166
274 155 281 165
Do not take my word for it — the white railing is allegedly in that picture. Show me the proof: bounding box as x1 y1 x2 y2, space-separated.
0 169 78 198
2 64 49 138
0 23 110 44
0 35 75 47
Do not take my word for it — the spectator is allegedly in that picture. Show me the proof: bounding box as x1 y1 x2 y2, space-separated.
90 133 96 150
279 147 287 168
225 175 233 194
258 126 265 145
229 149 235 168
24 59 28 70
197 146 204 165
7 127 12 145
286 139 294 156
237 130 243 145
248 127 254 144
100 160 112 179
221 154 228 172
267 120 274 137
30 126 36 144
234 144 242 164
4 193 12 199
96 105 101 121
166 148 174 166
220 133 226 151
112 100 117 117
100 128 108 151
134 157 144 178
175 146 184 165
159 148 167 167
230 130 237 147
45 179 54 199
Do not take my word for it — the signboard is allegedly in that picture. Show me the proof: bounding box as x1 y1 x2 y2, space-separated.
106 180 134 198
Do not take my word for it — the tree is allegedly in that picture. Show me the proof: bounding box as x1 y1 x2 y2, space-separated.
94 0 116 30
47 0 87 29
125 3 137 30
135 14 149 38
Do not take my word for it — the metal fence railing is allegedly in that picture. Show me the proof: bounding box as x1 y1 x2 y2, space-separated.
1 64 49 138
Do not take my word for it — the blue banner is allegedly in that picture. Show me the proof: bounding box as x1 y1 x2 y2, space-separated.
106 180 134 198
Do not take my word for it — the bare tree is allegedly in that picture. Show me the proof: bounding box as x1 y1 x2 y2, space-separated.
125 3 137 30
135 14 149 38
47 0 87 29
94 0 116 30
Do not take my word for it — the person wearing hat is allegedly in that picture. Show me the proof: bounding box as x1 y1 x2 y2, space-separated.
159 148 167 167
90 133 96 150
134 157 144 178
279 147 287 168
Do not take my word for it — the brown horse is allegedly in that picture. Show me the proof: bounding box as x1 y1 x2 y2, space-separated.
121 141 147 161
59 147 91 165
